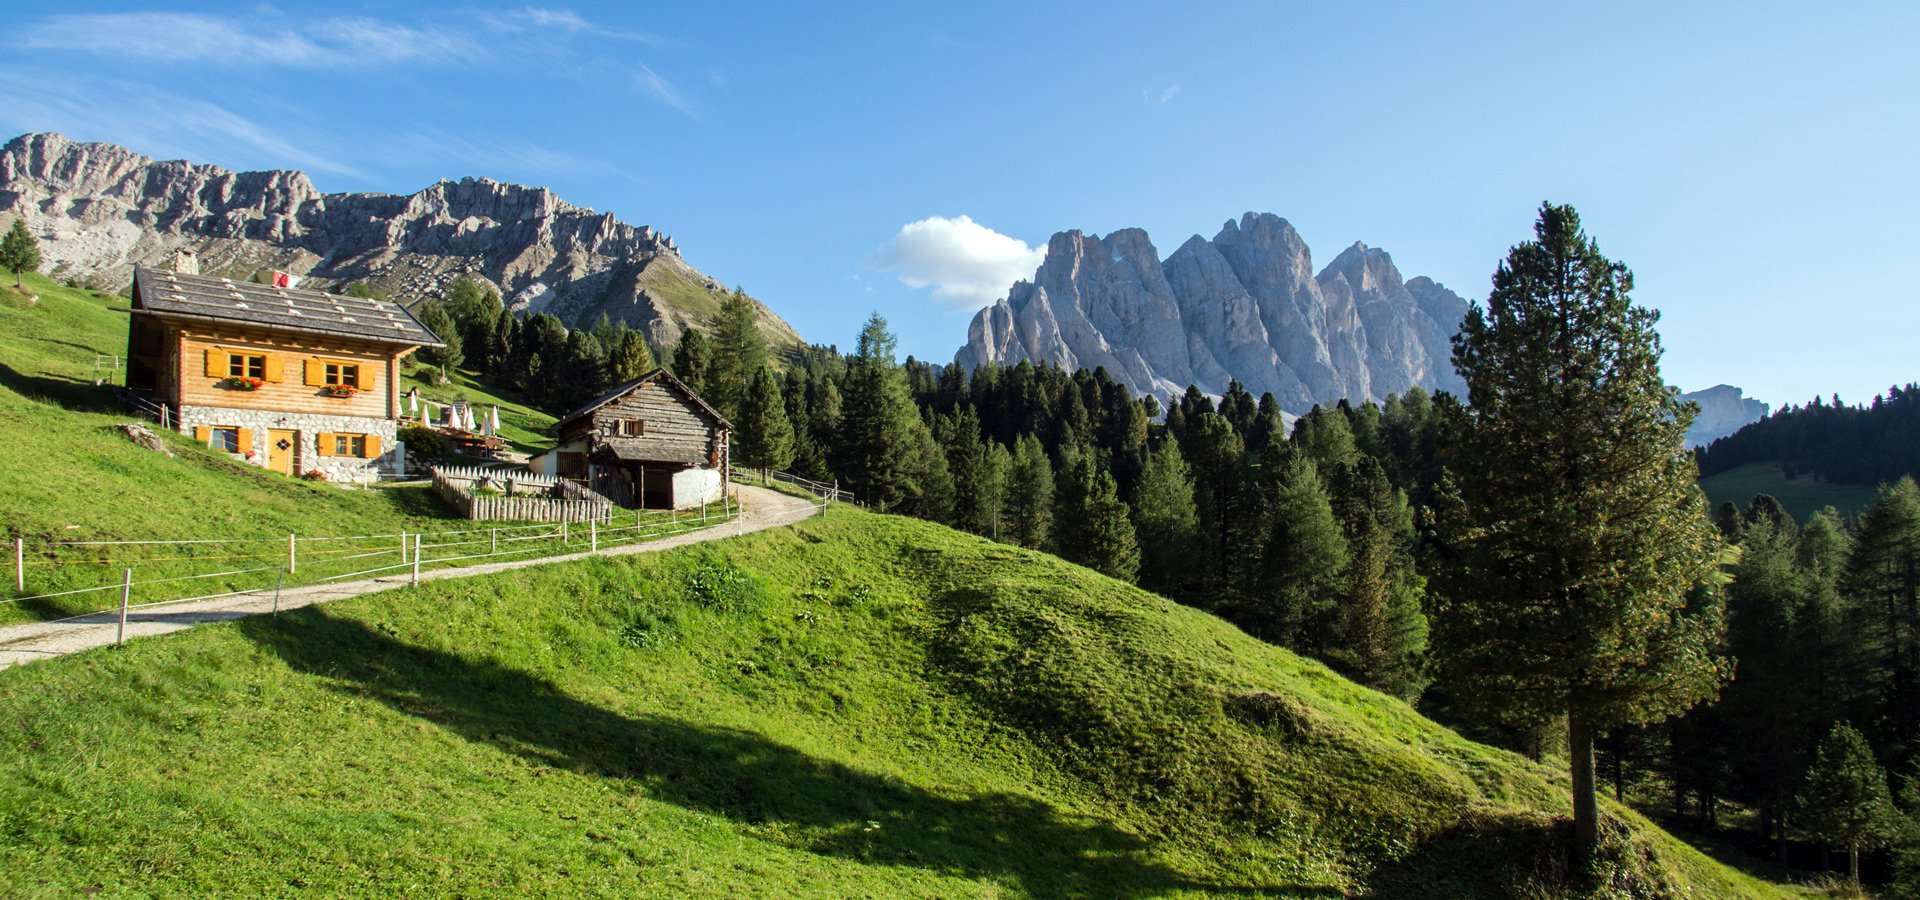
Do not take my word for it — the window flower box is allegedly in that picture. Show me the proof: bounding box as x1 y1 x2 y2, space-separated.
219 376 265 391
321 384 362 398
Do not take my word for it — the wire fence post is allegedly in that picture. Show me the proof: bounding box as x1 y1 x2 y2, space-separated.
272 567 285 615
590 518 597 553
13 537 22 592
288 533 297 575
116 568 132 645
562 521 569 543
400 531 409 565
490 527 497 555
411 533 422 585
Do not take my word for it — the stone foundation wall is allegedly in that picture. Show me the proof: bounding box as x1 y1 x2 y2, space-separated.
177 404 403 484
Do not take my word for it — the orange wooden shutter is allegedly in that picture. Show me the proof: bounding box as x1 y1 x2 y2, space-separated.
262 354 284 383
361 435 382 459
236 429 253 454
204 349 225 377
354 364 370 390
304 358 325 386
315 432 335 457
193 425 210 443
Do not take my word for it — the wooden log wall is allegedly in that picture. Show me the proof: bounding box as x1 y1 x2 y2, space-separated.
588 381 728 468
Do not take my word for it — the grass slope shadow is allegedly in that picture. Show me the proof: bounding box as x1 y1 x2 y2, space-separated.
235 607 1226 898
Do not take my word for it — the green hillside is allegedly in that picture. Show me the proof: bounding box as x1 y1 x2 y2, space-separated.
1700 462 1880 523
399 366 556 456
0 503 1802 898
0 274 456 548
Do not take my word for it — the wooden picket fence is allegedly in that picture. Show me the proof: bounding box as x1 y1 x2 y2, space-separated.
431 466 614 523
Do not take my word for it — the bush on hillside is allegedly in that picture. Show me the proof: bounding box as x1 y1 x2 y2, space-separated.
398 425 449 460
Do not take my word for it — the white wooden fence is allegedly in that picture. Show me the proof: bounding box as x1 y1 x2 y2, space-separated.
431 466 614 523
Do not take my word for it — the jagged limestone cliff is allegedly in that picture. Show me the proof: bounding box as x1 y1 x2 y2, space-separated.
0 132 800 352
1679 384 1769 448
956 213 1469 413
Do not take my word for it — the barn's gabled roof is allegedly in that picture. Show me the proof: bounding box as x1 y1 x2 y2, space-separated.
131 267 443 347
552 368 731 432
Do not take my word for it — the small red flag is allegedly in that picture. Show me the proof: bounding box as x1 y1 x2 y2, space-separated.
272 270 291 288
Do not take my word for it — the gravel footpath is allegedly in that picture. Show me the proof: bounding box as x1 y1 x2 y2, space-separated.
0 485 819 670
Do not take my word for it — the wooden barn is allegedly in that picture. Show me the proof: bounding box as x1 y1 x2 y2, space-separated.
123 264 441 483
529 369 731 510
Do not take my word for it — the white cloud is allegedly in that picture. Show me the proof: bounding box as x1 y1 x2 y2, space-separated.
634 65 697 117
22 12 470 68
1143 83 1182 104
879 215 1045 309
483 7 664 45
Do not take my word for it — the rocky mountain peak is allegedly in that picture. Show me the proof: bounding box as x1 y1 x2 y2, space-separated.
955 214 1469 413
1680 384 1770 448
0 132 793 352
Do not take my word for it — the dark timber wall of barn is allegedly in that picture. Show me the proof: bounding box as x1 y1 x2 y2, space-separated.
566 380 728 471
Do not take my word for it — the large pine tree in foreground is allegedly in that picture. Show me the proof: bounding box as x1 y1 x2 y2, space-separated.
1434 203 1728 870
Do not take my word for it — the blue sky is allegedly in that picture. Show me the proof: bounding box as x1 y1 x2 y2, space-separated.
5 2 1917 408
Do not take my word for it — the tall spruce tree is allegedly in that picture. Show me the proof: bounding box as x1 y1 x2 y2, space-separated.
1051 452 1139 581
1329 456 1428 700
1183 412 1246 594
557 331 607 411
416 305 463 379
1433 203 1728 869
1131 443 1204 598
1007 435 1054 550
734 366 796 474
941 408 989 534
611 331 656 383
1797 722 1899 885
835 313 929 512
709 290 768 421
1721 512 1817 846
1255 453 1349 651
672 329 714 397
1841 477 1920 770
980 440 1012 542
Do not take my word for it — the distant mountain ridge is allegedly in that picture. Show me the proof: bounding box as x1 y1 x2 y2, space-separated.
955 213 1470 413
0 132 800 351
1679 384 1769 448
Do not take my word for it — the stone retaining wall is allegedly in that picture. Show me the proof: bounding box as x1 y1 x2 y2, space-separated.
177 403 403 483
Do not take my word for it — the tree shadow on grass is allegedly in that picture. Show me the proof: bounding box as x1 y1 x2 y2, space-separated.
0 360 120 413
235 608 1309 898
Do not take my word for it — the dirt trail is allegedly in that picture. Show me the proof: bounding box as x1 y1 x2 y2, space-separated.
0 485 819 670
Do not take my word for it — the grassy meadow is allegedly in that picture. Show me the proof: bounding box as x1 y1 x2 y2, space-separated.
0 505 1809 898
1699 462 1882 524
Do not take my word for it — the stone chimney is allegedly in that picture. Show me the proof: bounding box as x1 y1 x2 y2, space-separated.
173 248 199 275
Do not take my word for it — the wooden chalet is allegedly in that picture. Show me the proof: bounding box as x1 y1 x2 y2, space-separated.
124 264 442 482
530 369 731 510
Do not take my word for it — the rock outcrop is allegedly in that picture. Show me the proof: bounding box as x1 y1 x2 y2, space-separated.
1679 384 1769 448
955 212 1469 413
0 132 801 351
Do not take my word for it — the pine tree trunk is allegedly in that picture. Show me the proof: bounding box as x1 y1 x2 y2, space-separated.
1570 715 1598 870
1849 844 1860 885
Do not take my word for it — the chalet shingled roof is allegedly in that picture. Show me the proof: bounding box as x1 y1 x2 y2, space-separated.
131 267 442 347
551 368 731 433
